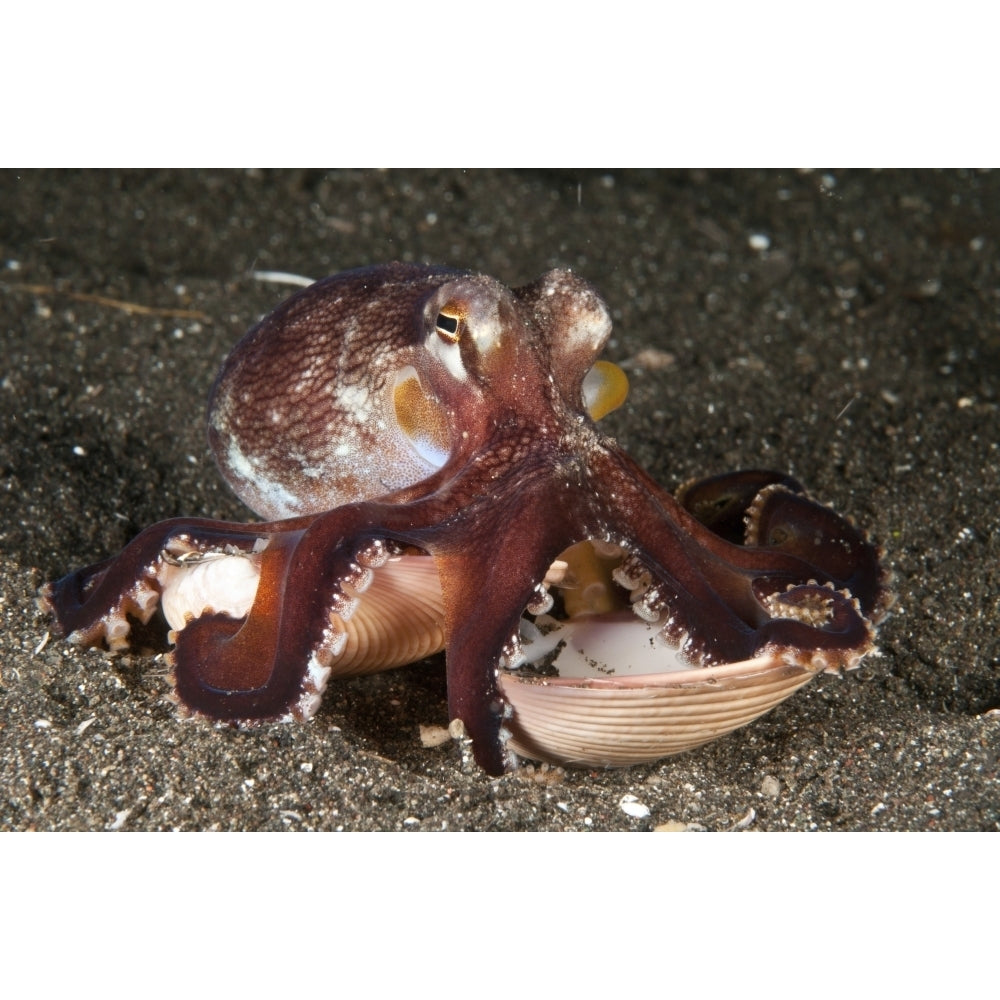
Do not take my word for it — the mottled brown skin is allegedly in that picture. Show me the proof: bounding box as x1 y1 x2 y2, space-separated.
43 264 890 775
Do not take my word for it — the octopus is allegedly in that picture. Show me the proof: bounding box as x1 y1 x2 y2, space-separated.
41 263 891 776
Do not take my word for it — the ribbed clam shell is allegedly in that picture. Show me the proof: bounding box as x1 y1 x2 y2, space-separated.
333 555 446 675
500 655 817 767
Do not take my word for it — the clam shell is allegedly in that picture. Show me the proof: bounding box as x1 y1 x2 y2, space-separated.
500 655 817 768
331 555 445 675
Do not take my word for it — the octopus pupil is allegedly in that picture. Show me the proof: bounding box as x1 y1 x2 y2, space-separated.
436 313 459 338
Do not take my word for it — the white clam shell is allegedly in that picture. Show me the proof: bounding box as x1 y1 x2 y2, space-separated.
500 653 818 768
329 555 445 675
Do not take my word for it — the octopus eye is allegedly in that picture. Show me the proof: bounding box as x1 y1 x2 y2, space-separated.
393 367 450 468
582 360 629 420
435 311 461 343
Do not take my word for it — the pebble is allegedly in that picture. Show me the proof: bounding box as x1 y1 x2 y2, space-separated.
761 775 781 799
620 794 651 819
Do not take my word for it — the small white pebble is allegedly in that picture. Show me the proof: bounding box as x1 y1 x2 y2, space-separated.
72 445 87 457
628 347 676 371
299 762 314 773
748 232 771 251
108 809 131 832
761 775 781 799
418 724 452 748
655 820 689 832
620 794 651 819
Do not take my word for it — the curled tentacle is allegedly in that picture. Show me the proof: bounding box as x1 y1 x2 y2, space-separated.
170 527 312 719
40 517 299 651
754 582 874 669
745 484 890 621
676 469 805 544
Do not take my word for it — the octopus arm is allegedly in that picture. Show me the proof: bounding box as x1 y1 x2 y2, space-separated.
166 500 452 721
41 506 432 723
428 484 581 775
169 525 316 719
593 452 888 669
39 517 294 651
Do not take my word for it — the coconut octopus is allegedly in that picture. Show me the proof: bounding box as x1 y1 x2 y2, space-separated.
41 263 891 775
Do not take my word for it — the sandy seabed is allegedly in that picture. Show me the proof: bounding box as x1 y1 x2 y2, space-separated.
1 169 997 832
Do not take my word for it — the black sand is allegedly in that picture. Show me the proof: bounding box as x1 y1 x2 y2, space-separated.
1 169 997 831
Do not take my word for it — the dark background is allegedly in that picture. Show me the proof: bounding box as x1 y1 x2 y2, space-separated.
1 169 997 830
